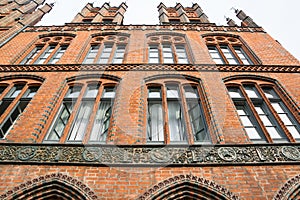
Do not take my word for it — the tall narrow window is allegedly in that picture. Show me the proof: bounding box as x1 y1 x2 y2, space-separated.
227 82 300 143
146 81 210 144
112 45 126 64
204 35 258 65
175 45 188 64
0 85 40 138
184 86 210 143
162 44 174 64
166 85 186 141
18 35 74 65
147 34 191 64
45 80 118 143
89 87 116 142
148 45 159 64
46 86 81 141
82 35 129 64
20 46 43 64
98 44 113 64
147 87 164 142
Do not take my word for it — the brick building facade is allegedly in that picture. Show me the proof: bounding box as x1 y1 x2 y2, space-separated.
0 1 299 199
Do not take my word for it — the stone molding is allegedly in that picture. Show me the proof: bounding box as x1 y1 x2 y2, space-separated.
274 174 300 200
0 143 299 166
25 24 265 33
0 64 299 73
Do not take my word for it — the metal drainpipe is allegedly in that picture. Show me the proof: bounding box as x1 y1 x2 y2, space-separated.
0 24 29 48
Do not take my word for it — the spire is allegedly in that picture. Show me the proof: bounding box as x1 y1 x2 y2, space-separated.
234 9 259 28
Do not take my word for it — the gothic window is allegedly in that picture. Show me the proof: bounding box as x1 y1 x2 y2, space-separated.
82 34 129 64
19 35 74 64
226 80 300 143
147 34 190 64
44 78 118 143
204 35 257 65
146 79 210 144
0 79 41 139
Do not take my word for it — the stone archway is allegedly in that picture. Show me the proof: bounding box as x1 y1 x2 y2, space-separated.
274 174 300 200
0 173 98 200
137 174 239 200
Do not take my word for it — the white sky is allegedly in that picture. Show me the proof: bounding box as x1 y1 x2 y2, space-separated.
39 0 300 61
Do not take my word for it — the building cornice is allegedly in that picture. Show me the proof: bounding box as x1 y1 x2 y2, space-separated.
0 143 299 166
0 64 299 73
24 23 265 33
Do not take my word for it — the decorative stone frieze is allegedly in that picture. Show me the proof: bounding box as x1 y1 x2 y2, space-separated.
0 143 299 166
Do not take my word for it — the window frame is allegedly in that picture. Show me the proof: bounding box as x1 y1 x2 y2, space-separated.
18 35 73 65
204 35 258 65
43 80 118 144
226 81 300 143
82 35 129 64
146 81 211 145
0 80 41 139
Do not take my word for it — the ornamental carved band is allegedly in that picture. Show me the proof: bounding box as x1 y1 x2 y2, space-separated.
0 144 299 166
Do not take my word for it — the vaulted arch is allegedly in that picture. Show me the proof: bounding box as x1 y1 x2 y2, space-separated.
274 174 300 200
137 174 239 200
1 173 97 200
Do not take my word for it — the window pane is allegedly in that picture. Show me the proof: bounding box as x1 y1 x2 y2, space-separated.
102 87 115 98
266 127 282 139
6 85 24 98
23 87 39 98
287 126 300 139
228 88 243 98
148 87 161 98
271 103 284 113
147 102 164 142
85 85 99 98
184 87 198 98
21 46 43 64
66 87 82 98
245 87 258 98
245 127 262 139
240 116 253 126
278 114 293 125
68 101 94 141
167 86 179 98
168 101 186 141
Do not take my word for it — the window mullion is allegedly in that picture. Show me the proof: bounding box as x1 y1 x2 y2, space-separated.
228 45 243 65
161 85 169 144
108 43 116 64
179 86 193 144
44 45 60 64
94 44 104 63
239 86 273 143
216 45 229 65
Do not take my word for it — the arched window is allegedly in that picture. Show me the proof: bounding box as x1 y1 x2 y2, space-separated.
0 78 41 138
19 35 74 64
225 77 300 143
44 76 119 143
82 34 129 64
146 33 191 64
203 34 259 65
146 76 211 144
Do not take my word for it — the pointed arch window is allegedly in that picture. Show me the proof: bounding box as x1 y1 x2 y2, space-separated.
82 34 129 64
147 34 191 64
19 35 74 64
226 79 300 143
44 78 118 143
0 80 41 139
146 79 211 144
204 35 258 65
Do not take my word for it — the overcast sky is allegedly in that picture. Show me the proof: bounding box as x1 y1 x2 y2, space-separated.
39 0 300 61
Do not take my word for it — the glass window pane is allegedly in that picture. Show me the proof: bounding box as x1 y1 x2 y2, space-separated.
85 85 99 98
237 109 246 115
168 101 186 141
66 87 82 98
287 126 300 139
6 85 24 98
266 127 282 139
184 87 198 98
278 114 293 125
167 86 179 98
240 116 253 126
271 103 284 113
23 87 39 98
148 88 161 98
228 88 242 98
245 127 262 139
147 102 164 142
102 87 115 98
245 88 258 98
260 115 272 126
